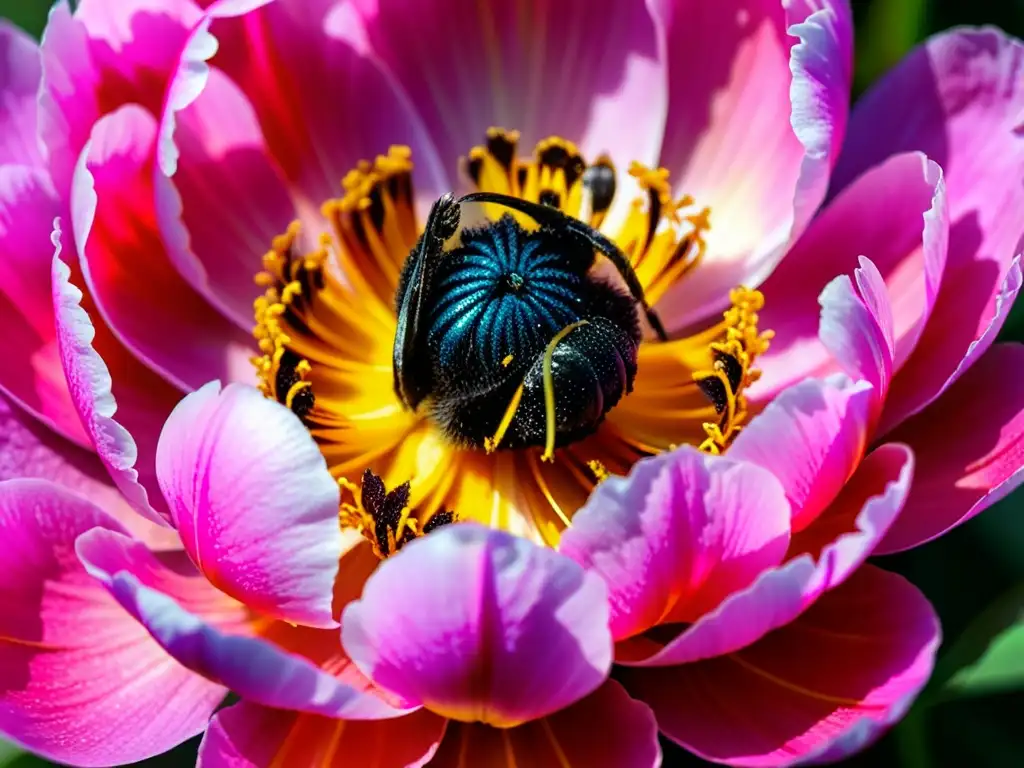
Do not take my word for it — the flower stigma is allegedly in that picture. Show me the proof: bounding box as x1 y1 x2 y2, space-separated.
251 129 771 545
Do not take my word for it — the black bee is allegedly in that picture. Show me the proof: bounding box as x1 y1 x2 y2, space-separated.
393 191 666 453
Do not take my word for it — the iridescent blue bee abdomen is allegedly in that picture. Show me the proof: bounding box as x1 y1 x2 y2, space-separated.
427 215 588 381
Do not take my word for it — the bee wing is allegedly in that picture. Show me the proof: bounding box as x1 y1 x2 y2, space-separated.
458 191 668 341
393 193 460 408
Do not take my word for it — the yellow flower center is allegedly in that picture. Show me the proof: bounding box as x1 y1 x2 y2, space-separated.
252 129 770 548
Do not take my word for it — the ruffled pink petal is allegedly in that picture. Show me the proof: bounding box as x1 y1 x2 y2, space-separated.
818 256 896 413
621 565 940 767
52 221 181 526
51 222 180 528
753 152 947 401
559 446 790 641
653 0 853 330
0 478 225 767
0 392 179 550
877 344 1024 554
351 0 666 184
184 0 446 217
833 29 1024 430
38 0 203 193
156 64 294 328
156 381 342 627
620 444 913 667
342 523 612 728
198 701 445 768
730 376 874 532
0 21 42 166
431 682 660 768
74 103 255 389
77 525 411 719
0 166 89 446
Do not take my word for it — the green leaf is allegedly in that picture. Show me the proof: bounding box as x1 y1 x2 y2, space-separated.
925 583 1024 702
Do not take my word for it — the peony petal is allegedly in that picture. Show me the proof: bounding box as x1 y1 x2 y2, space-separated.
0 479 225 767
351 0 666 183
156 381 342 627
431 682 660 768
52 220 181 526
38 0 203 193
730 376 874 532
753 152 947 401
559 446 790 641
653 0 853 330
877 344 1024 554
0 165 90 447
342 523 612 727
156 64 294 329
198 701 445 768
833 29 1024 430
74 103 256 390
77 526 411 720
622 444 914 667
0 21 42 166
0 392 179 549
190 0 446 213
818 256 896 411
622 565 940 767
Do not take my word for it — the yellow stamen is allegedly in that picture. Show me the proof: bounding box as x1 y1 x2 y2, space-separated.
541 320 590 462
587 460 610 482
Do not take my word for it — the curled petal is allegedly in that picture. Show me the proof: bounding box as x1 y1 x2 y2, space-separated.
653 0 853 329
74 104 255 390
559 446 790 641
833 29 1024 429
77 526 410 720
877 344 1024 553
621 566 940 767
198 701 445 768
0 479 224 767
622 444 914 667
51 222 180 527
730 376 874 531
431 682 661 768
342 524 612 727
156 381 343 628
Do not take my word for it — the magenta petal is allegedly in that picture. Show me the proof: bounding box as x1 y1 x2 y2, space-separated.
819 256 896 410
431 682 660 768
342 523 612 727
198 701 445 768
622 565 940 767
653 0 853 330
0 166 90 447
877 344 1024 554
156 64 294 329
77 526 410 720
730 376 874 531
355 0 666 181
201 0 446 212
624 444 914 667
51 222 181 527
0 21 42 166
156 381 342 628
0 392 180 550
74 103 256 390
753 153 947 401
834 29 1024 430
0 479 225 767
560 446 790 641
38 0 203 193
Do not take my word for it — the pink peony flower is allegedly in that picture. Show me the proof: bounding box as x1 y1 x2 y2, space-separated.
0 0 1021 765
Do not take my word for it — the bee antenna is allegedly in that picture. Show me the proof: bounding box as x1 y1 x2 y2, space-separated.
458 191 668 341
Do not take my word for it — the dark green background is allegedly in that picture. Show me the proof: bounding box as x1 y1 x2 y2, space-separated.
1 0 1022 765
